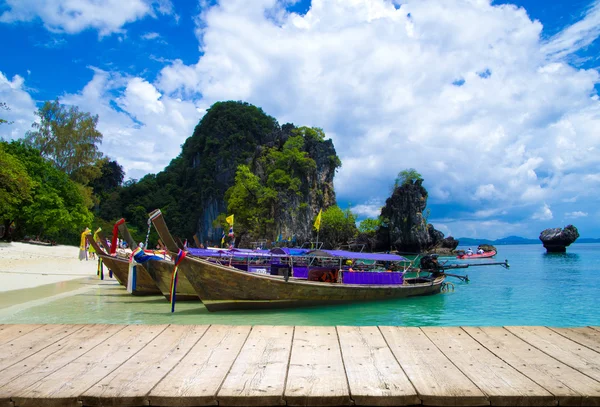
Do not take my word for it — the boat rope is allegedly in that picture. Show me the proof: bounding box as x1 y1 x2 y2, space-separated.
143 218 152 249
441 282 455 292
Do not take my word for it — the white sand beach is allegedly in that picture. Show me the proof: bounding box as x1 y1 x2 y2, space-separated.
0 242 99 292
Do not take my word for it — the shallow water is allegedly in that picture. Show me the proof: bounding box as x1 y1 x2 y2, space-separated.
1 243 598 326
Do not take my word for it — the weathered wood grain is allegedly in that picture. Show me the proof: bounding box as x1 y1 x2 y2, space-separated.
506 326 600 382
80 325 206 406
0 325 83 373
149 325 251 406
549 327 600 353
464 326 600 406
423 327 555 406
0 325 43 347
379 326 488 406
217 325 293 406
337 326 419 406
285 326 352 406
0 325 123 397
13 325 166 407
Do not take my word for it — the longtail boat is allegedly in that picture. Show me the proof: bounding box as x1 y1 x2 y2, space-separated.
149 209 445 312
116 220 199 301
86 234 162 295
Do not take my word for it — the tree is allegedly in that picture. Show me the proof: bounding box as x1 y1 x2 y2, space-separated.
0 143 34 237
25 100 103 177
2 141 93 243
319 206 358 249
358 217 381 234
394 168 423 188
91 159 125 193
225 165 276 242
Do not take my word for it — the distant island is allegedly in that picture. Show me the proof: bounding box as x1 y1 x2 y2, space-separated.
457 236 600 245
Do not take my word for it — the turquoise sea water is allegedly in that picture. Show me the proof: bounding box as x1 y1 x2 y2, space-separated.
1 244 598 326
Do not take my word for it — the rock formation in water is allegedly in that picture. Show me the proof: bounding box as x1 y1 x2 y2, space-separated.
539 225 579 253
375 179 445 253
478 244 496 252
100 101 340 246
173 101 338 245
429 236 460 254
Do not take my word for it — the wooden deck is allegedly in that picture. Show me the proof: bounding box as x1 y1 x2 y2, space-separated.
0 324 599 407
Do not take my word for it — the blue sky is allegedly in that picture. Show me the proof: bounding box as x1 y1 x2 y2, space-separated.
1 0 600 239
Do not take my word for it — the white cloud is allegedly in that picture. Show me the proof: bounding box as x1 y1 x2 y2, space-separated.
0 0 175 36
0 72 37 141
542 1 600 60
59 69 205 178
565 211 588 218
350 200 383 219
151 0 600 233
3 0 600 238
532 204 553 221
141 32 161 40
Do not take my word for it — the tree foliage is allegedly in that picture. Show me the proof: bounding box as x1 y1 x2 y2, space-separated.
358 217 381 234
319 205 358 249
394 168 423 188
225 125 335 244
1 141 93 243
25 99 103 178
0 143 33 227
225 165 275 242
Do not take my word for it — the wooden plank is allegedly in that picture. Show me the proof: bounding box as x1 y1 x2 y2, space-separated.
0 325 83 373
506 326 600 382
12 325 167 407
337 326 419 406
80 325 207 407
284 326 352 406
380 326 488 406
217 325 293 406
0 325 43 347
423 327 555 406
464 326 600 406
549 327 600 353
149 325 252 406
0 324 124 403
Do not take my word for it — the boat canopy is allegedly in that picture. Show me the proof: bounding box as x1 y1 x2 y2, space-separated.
312 249 409 262
187 248 282 258
187 247 408 262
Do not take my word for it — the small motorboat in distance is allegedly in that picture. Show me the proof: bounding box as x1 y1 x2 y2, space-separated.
456 249 496 259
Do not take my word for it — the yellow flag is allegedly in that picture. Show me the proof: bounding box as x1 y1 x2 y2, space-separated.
313 209 322 231
226 214 234 226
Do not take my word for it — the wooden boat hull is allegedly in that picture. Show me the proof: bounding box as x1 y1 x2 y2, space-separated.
97 254 162 296
457 250 496 259
180 257 445 311
145 259 199 301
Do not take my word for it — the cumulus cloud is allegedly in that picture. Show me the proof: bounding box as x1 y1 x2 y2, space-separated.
532 204 553 221
58 68 206 178
150 0 600 237
0 0 175 36
3 0 600 238
0 72 37 140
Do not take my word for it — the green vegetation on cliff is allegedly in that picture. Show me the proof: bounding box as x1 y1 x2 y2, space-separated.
95 101 340 246
225 126 339 244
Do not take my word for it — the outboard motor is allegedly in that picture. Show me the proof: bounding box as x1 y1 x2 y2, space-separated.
420 254 443 277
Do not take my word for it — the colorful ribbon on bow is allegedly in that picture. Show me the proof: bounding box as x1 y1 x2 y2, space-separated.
97 258 104 280
170 249 187 313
